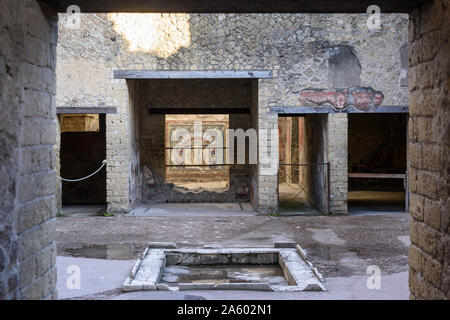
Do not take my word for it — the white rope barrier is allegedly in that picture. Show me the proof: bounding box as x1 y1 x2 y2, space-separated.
57 160 107 182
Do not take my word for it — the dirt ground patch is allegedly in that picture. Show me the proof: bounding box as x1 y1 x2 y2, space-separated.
56 213 409 278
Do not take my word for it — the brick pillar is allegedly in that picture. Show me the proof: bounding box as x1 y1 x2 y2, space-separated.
256 79 279 214
408 0 449 300
106 79 131 212
0 0 58 299
327 113 348 214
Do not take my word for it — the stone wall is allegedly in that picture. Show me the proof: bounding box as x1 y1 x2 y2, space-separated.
0 0 57 299
408 0 449 300
57 13 409 107
56 13 409 213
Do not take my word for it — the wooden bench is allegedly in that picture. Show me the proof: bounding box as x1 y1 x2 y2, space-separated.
348 173 405 179
348 172 408 211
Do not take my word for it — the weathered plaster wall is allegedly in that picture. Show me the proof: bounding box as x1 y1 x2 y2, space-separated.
0 0 57 299
56 13 409 213
408 0 449 300
57 14 409 106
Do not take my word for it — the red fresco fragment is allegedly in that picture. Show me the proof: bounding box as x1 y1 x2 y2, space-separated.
300 87 384 110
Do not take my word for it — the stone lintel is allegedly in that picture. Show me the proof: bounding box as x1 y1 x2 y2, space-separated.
114 70 272 79
271 105 409 115
57 106 118 114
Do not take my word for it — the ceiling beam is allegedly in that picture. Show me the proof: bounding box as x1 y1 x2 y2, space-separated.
114 70 272 79
42 0 427 13
272 105 409 115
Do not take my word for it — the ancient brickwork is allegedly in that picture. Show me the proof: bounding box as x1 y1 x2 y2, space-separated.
408 0 449 299
0 0 58 299
327 114 348 214
105 80 131 212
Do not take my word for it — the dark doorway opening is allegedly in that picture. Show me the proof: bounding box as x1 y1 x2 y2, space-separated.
348 113 407 215
60 113 107 205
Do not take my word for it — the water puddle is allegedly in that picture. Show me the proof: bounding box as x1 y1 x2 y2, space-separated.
160 264 288 286
64 244 141 260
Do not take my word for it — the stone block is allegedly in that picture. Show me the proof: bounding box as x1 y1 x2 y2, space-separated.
422 144 440 172
410 219 419 245
410 193 424 221
424 199 441 230
274 242 296 248
409 245 422 272
40 121 57 145
418 224 439 256
422 254 442 287
148 242 177 249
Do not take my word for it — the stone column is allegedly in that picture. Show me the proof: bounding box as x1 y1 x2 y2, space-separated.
105 78 131 212
408 0 449 300
327 113 348 214
0 0 58 299
256 79 279 214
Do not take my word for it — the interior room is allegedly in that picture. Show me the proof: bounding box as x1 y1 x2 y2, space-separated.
347 113 408 215
59 113 107 216
127 78 258 214
278 115 329 215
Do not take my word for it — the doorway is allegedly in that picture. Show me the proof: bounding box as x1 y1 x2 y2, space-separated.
278 115 329 215
348 113 407 215
127 78 258 215
59 113 107 215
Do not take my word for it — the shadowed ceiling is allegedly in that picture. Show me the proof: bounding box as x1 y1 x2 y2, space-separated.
42 0 427 13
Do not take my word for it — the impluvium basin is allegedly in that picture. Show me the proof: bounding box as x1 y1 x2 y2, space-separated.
123 245 325 292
